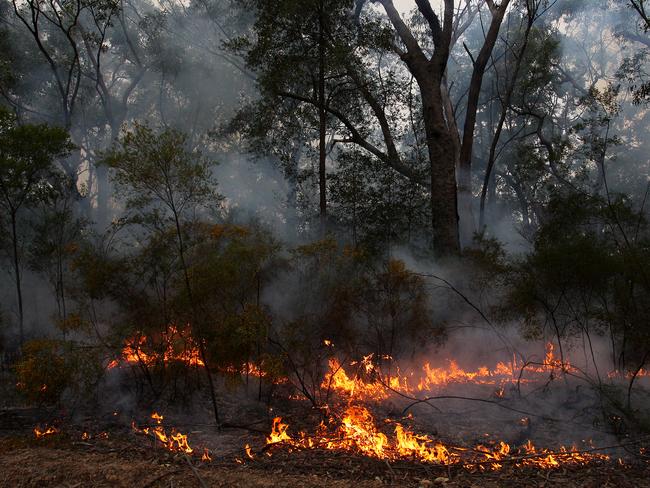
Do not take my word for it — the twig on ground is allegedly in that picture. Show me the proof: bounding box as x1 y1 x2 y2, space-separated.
184 453 208 488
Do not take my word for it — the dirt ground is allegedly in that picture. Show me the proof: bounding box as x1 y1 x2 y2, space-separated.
1 436 650 488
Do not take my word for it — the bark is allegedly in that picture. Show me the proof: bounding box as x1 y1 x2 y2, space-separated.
378 0 460 256
10 210 24 346
318 2 327 231
457 0 511 246
480 8 536 229
420 79 461 256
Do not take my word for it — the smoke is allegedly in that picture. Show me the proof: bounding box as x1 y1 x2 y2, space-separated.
1 1 649 461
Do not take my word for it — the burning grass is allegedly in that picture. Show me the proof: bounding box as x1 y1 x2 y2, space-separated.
131 412 194 455
12 337 650 484
260 405 611 471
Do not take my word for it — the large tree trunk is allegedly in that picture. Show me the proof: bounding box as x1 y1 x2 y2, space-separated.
318 2 327 231
457 0 510 246
420 79 460 256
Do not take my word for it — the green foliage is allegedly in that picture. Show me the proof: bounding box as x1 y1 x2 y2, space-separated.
188 223 282 370
329 150 429 251
101 123 222 220
15 339 102 405
360 259 442 358
502 192 650 365
0 108 73 214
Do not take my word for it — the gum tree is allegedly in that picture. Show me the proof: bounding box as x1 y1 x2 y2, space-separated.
102 123 224 425
0 108 73 345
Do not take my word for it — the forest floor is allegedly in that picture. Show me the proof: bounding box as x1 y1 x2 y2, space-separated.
2 377 650 488
1 432 650 488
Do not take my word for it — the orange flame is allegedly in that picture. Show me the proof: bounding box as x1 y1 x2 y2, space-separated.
260 407 609 470
34 425 59 439
132 412 193 454
109 325 204 369
323 342 585 401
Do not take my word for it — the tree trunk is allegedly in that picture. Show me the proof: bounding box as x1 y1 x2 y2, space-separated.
172 209 220 427
318 2 327 232
95 163 110 228
457 1 511 246
10 210 24 346
419 78 460 256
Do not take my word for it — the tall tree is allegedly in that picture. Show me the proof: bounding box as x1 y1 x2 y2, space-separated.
234 0 514 256
0 108 73 345
102 123 223 425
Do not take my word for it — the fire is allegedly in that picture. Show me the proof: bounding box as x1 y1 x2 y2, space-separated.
260 406 609 470
339 405 389 458
267 417 292 444
322 357 395 400
33 425 59 439
202 448 212 462
323 342 587 401
132 412 193 454
245 444 254 459
394 425 454 464
109 325 204 369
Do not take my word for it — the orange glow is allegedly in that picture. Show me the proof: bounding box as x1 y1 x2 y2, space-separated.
202 449 212 462
108 325 204 369
260 407 609 470
267 417 292 444
245 444 254 459
33 425 59 439
132 412 193 454
323 343 584 401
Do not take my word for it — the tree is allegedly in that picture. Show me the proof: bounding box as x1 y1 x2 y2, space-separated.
616 0 650 105
29 173 87 334
101 123 223 425
234 0 515 256
228 0 354 231
0 108 73 345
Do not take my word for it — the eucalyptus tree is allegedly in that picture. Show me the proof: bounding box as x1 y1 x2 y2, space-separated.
102 123 224 425
29 173 87 334
234 0 524 257
228 0 357 231
0 108 73 345
616 0 650 104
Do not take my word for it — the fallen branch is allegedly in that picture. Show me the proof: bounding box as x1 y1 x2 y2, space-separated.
183 453 208 488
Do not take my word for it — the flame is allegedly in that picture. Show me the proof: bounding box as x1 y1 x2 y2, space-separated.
339 405 389 458
394 425 454 464
245 444 254 459
267 417 292 444
109 325 204 369
132 412 193 454
34 425 59 439
323 342 585 401
260 407 608 470
202 449 212 462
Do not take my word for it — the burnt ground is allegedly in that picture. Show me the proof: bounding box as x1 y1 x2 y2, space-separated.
2 374 650 488
1 418 649 488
